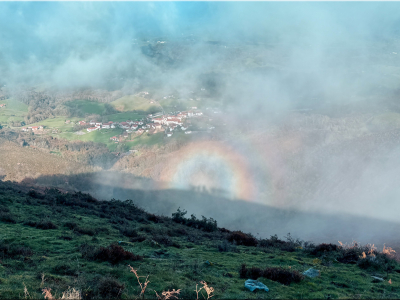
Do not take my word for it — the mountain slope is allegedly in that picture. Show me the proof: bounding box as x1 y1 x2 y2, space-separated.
0 180 399 299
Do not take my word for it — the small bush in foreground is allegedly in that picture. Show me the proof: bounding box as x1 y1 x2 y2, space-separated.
119 227 138 238
172 208 218 232
97 277 125 299
310 243 339 256
24 220 57 230
239 264 304 285
0 241 33 259
80 243 143 264
228 231 258 247
0 211 17 223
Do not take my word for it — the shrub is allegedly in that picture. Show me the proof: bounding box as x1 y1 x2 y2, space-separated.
36 220 58 230
27 189 44 199
357 253 397 272
63 221 78 230
80 243 143 264
259 234 302 252
239 264 304 285
79 243 97 260
153 235 181 248
120 227 138 238
52 263 77 276
217 240 237 252
310 243 339 256
0 241 33 259
24 220 57 229
172 208 218 232
147 213 161 223
172 207 187 223
139 225 156 234
75 227 96 236
263 267 304 285
130 236 146 243
0 211 16 223
338 248 365 264
96 277 125 299
0 205 9 212
174 228 188 236
228 231 258 247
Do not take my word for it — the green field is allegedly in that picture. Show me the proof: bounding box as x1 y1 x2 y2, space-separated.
59 128 124 149
0 99 29 125
111 95 161 113
29 117 82 132
65 100 106 115
0 181 399 299
158 98 188 111
107 112 147 122
125 132 164 148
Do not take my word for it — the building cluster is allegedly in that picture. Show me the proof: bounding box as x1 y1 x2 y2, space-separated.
106 109 203 141
21 126 44 132
0 104 6 108
148 110 202 137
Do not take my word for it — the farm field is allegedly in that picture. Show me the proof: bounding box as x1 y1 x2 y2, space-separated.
28 117 82 132
107 111 147 122
0 99 29 125
64 100 106 115
124 132 164 148
59 128 124 149
111 95 161 113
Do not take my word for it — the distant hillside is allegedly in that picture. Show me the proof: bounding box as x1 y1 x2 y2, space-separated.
0 139 91 182
0 180 399 299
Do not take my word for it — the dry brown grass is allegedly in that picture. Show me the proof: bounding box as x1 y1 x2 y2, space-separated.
0 139 88 182
42 287 82 300
195 281 214 300
128 265 213 300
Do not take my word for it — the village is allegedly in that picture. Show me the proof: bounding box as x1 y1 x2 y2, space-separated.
104 108 204 142
19 107 209 144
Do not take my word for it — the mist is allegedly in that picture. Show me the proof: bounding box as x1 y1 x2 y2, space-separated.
2 2 400 245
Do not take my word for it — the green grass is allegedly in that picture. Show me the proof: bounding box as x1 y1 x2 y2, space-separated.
0 98 29 125
125 132 164 148
0 181 399 299
59 128 124 149
28 117 82 132
111 95 161 113
65 100 106 115
107 112 147 122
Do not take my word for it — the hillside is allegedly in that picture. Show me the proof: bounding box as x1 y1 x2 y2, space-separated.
0 180 399 299
0 139 91 182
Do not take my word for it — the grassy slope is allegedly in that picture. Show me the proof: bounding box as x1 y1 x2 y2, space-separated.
0 140 87 181
125 132 164 149
0 99 29 125
59 128 124 150
65 100 106 115
111 95 160 113
107 112 147 123
29 117 82 132
0 182 399 299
